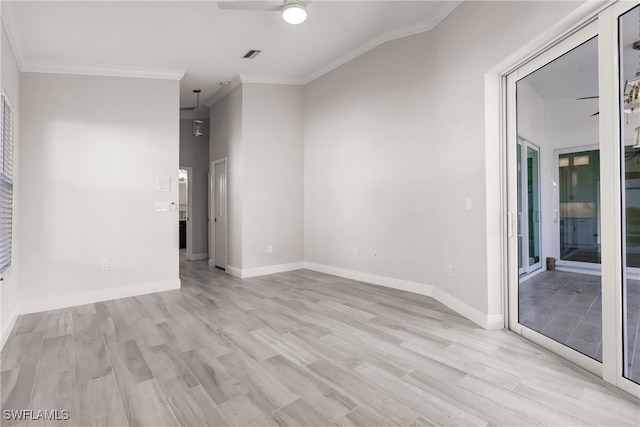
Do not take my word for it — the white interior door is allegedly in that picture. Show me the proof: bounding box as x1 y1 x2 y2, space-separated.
213 159 227 269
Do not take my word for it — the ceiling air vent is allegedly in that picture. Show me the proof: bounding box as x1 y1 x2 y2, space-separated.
243 49 262 59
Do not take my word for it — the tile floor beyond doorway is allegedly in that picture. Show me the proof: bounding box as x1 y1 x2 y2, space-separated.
519 270 640 384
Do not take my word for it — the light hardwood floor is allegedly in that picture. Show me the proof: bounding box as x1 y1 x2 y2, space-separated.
1 259 639 426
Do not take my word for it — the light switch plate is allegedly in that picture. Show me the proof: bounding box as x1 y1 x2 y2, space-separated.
155 202 169 211
156 177 171 192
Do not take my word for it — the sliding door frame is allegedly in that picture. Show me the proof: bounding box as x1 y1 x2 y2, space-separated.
504 0 640 397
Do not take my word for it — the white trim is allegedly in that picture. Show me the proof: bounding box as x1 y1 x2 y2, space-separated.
19 61 185 81
207 76 242 107
300 1 462 85
190 252 208 261
0 14 25 71
225 265 242 278
1 305 20 350
303 262 503 331
207 3 462 107
227 262 304 279
19 279 181 315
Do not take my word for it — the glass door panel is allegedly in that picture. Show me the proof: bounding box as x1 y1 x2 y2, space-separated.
619 4 640 385
515 36 602 363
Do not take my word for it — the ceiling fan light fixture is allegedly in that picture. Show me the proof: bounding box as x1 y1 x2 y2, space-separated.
625 76 640 113
192 119 204 137
282 1 307 25
192 89 204 137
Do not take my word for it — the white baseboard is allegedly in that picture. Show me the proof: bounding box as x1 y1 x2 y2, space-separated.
1 306 20 350
226 265 242 278
303 262 503 331
18 279 181 315
226 262 304 279
303 262 433 297
189 253 208 261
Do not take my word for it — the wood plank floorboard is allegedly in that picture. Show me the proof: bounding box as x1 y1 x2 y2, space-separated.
1 259 638 426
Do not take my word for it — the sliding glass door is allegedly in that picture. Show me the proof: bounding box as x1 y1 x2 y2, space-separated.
507 0 640 397
510 33 603 367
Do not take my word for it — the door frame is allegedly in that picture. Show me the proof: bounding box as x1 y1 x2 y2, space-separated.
502 0 640 396
179 166 194 261
517 136 543 276
209 157 228 269
553 144 601 273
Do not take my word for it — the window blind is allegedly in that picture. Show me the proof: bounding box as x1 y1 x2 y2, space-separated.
0 93 14 273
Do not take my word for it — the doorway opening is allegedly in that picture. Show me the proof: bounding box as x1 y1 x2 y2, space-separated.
179 167 193 261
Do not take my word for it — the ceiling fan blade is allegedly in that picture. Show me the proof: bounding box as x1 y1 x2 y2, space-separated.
217 1 281 11
577 96 599 100
591 112 600 116
180 107 196 111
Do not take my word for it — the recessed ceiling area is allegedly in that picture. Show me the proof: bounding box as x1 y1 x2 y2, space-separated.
2 1 461 113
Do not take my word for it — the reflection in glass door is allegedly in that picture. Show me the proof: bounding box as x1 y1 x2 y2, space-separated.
518 138 541 275
558 149 601 265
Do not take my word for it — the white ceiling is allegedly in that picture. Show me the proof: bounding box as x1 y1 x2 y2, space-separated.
2 0 461 115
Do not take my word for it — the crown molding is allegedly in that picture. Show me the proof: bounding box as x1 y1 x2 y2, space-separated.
300 0 462 85
2 8 184 80
239 74 305 86
224 2 462 88
1 14 26 71
206 75 243 107
19 61 185 81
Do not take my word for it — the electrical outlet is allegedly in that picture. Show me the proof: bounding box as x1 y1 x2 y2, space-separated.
466 198 472 211
373 251 378 258
447 264 454 276
267 245 273 253
100 259 109 271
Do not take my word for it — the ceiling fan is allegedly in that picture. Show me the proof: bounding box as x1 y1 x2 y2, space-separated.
576 96 599 116
218 1 309 25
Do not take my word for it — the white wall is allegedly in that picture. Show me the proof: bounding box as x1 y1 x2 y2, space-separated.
18 72 180 313
1 18 21 345
180 118 209 258
210 86 243 268
209 83 304 275
303 0 581 316
242 83 304 270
